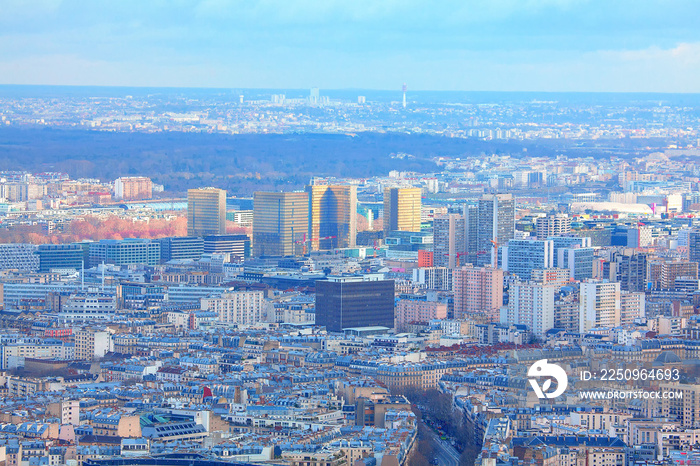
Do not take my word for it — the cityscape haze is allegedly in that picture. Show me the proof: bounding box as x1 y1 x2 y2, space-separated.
2 2 700 466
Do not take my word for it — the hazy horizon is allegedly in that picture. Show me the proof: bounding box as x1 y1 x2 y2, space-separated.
4 83 700 95
4 84 700 108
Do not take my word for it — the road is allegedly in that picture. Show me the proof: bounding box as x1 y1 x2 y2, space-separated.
425 424 461 466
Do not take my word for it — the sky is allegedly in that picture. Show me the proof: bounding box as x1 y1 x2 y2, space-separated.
2 0 700 92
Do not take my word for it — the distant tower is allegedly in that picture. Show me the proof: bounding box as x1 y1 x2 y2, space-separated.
310 87 320 105
188 188 227 237
402 83 407 108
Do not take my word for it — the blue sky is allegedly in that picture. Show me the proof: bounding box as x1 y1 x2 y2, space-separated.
2 0 700 92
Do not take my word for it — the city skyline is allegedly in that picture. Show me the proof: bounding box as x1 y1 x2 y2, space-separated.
2 3 700 465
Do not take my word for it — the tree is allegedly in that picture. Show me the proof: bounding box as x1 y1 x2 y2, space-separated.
459 446 479 466
408 451 430 466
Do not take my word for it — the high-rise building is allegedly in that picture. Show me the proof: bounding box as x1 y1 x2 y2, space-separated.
659 383 700 428
253 191 309 257
620 291 645 325
603 249 648 292
477 194 515 266
554 293 579 332
627 226 653 248
557 246 595 281
504 282 556 337
549 236 591 266
452 265 504 321
306 185 357 250
647 260 699 290
383 187 422 235
37 244 83 272
187 188 226 237
201 291 264 325
74 328 113 361
536 213 571 239
114 177 153 200
689 229 700 264
412 267 452 291
395 298 447 332
203 234 251 260
502 239 554 281
464 204 479 258
531 268 571 288
433 214 466 268
158 236 204 263
88 239 160 267
315 276 395 332
579 280 621 333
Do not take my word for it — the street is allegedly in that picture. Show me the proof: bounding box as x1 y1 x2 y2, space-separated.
424 423 461 466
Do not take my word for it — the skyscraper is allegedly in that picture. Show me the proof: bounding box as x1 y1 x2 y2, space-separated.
549 236 591 266
187 188 226 237
383 187 421 235
310 87 320 105
433 213 466 268
646 259 699 290
501 239 554 281
620 291 645 325
477 194 515 266
689 229 700 264
452 265 504 321
557 246 594 281
579 280 621 333
306 185 357 250
505 282 556 338
603 249 648 292
464 204 479 259
253 191 309 257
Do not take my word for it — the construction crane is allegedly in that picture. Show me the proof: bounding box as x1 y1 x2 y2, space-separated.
372 240 380 258
489 239 499 267
294 233 337 255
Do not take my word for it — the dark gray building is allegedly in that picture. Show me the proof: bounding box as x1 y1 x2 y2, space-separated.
315 276 395 332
